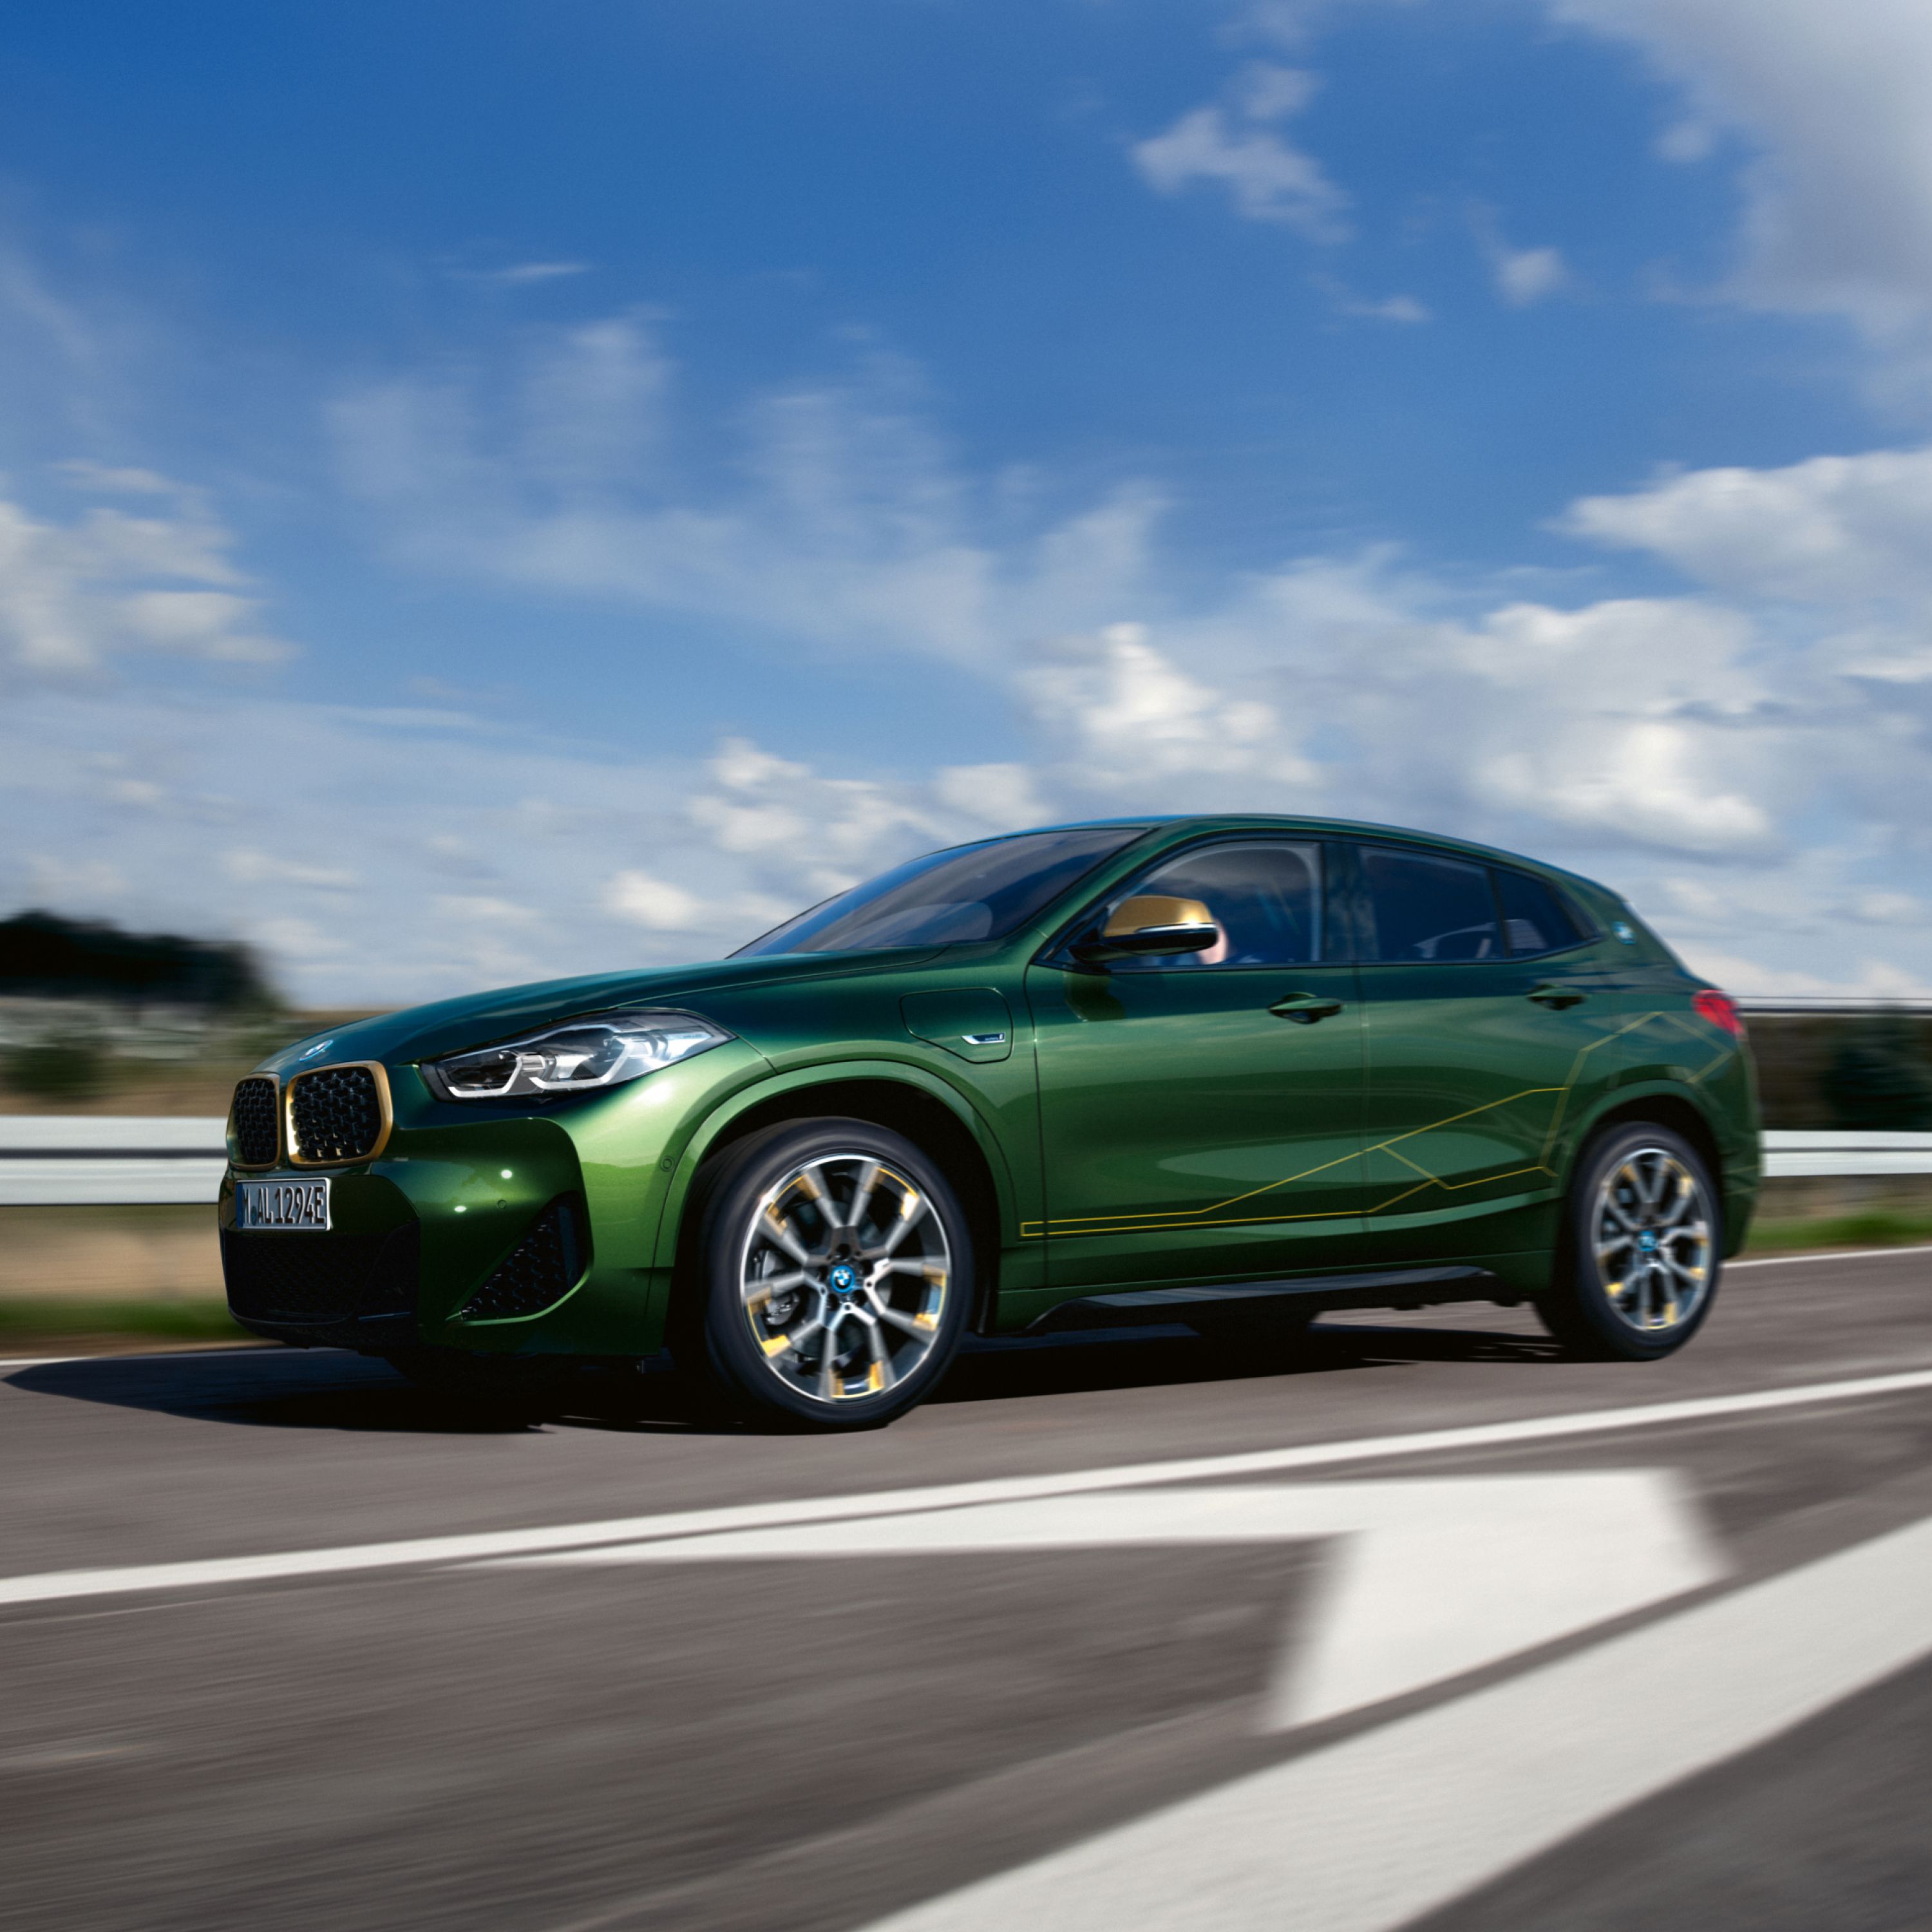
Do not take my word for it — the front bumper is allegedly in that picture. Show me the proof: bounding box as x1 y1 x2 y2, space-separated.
220 1043 770 1356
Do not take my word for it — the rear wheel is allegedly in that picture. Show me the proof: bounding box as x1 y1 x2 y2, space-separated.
683 1119 973 1430
1539 1123 1721 1360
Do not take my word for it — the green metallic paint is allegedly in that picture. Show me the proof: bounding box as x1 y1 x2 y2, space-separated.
900 988 1015 1063
1025 960 1366 1286
223 814 1761 1361
1352 947 1627 1261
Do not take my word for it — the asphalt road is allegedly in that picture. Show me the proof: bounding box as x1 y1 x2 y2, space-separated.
3 1248 1931 1932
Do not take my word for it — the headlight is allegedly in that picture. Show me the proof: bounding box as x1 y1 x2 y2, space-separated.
422 1009 732 1102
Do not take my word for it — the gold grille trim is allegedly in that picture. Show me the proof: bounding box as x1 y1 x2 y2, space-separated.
284 1061 394 1167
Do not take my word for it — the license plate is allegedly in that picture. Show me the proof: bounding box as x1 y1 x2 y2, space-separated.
234 1178 330 1231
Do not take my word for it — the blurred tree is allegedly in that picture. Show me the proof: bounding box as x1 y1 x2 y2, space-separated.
0 912 278 1010
1828 1013 1932 1130
1 1036 109 1100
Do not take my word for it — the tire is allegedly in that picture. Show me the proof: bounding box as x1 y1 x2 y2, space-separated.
681 1118 974 1431
1537 1123 1723 1361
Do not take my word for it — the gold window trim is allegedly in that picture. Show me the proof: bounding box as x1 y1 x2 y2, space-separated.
284 1061 395 1168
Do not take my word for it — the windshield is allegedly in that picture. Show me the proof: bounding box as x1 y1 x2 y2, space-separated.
733 826 1147 957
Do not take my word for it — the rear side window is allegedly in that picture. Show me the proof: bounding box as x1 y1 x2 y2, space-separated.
1104 840 1323 970
1495 869 1588 957
1358 847 1502 962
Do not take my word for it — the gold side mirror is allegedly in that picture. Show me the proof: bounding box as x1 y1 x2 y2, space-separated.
1102 895 1216 941
1074 895 1220 965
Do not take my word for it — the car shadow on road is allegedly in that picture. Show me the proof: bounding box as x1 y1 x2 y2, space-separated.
0 1351 745 1436
932 1317 1566 1405
3 1314 1566 1434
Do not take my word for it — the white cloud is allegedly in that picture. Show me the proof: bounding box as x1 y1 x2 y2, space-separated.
1550 0 1932 336
1494 245 1569 307
314 316 1932 992
25 855 127 903
484 261 589 286
0 478 293 679
1470 207 1570 307
223 849 359 890
1024 623 1316 800
602 869 704 931
1655 119 1718 165
433 894 540 925
929 763 1048 831
1452 599 1775 855
1132 64 1350 240
1317 276 1432 324
4 258 1930 1005
1562 443 1932 611
331 319 1162 672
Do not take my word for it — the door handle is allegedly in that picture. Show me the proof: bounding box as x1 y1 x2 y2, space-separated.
1527 983 1586 1009
1269 992 1344 1024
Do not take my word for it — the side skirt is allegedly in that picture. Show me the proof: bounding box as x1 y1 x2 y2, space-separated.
1023 1265 1508 1333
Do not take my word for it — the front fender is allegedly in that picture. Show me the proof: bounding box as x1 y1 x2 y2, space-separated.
649 1056 1025 1278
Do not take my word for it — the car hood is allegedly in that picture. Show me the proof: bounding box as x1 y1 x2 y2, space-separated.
258 951 934 1073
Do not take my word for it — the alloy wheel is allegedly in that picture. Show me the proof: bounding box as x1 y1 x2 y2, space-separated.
1591 1144 1714 1333
736 1152 952 1406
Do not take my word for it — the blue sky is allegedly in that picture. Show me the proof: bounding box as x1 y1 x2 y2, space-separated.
5 0 1932 1002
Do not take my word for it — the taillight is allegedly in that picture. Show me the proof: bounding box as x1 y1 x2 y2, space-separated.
1692 989 1745 1037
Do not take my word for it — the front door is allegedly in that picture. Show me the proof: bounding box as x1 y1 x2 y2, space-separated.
1028 838 1367 1291
1347 844 1626 1262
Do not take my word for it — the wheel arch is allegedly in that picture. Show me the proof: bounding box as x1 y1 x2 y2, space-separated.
1566 1084 1726 1199
654 1063 1014 1331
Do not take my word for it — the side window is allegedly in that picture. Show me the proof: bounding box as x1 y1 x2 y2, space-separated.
1358 846 1501 962
1103 841 1323 971
1495 868 1588 958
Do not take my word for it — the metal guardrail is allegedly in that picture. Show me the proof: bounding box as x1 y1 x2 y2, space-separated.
1736 996 1932 1015
1759 1131 1932 1177
0 1117 228 1206
1 1118 1929 1206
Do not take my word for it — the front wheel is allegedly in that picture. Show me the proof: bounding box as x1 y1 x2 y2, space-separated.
1538 1124 1722 1360
683 1119 974 1430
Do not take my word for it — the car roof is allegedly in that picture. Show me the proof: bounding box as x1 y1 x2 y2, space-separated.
1005 814 1604 896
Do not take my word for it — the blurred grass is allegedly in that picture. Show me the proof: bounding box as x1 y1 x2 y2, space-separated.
1745 1209 1932 1253
0 1298 245 1342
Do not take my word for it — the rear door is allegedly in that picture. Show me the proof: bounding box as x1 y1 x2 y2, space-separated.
1028 837 1367 1290
1349 844 1625 1262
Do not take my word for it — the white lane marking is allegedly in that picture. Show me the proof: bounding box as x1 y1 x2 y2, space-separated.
0 1366 1925 1610
513 1472 1719 1729
859 1509 1932 1932
1730 1243 1932 1269
0 1357 85 1370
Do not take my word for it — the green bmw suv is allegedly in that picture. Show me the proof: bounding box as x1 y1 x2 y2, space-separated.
222 817 1759 1428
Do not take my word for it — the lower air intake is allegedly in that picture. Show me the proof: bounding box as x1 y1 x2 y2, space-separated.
223 1222 419 1326
459 1197 588 1321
